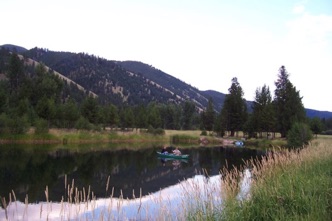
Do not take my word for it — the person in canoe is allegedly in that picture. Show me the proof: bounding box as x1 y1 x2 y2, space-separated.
172 147 181 156
161 146 168 154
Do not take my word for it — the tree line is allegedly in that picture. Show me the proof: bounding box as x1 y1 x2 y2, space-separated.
0 53 331 146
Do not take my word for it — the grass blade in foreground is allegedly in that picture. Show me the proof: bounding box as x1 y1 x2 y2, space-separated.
221 137 332 221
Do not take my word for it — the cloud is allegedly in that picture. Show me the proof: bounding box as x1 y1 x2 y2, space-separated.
292 4 305 14
282 4 332 110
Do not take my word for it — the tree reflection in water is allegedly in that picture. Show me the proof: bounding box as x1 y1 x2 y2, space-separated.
0 144 264 219
0 169 252 220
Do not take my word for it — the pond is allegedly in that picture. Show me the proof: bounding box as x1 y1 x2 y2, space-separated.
0 144 266 220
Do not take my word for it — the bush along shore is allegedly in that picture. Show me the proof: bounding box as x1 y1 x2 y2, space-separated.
198 136 332 221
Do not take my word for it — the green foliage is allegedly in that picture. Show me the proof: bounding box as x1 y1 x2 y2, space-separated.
219 77 248 136
0 113 28 134
80 96 99 124
201 97 215 131
36 97 56 121
218 140 332 221
103 104 119 128
287 122 313 148
159 104 181 130
274 66 306 137
7 53 25 93
62 99 80 128
75 117 92 130
34 118 49 134
251 84 276 137
182 101 196 130
146 103 162 128
309 117 323 137
146 126 165 135
0 81 8 113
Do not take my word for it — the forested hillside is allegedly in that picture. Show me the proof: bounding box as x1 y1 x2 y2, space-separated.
1 44 332 138
24 48 181 107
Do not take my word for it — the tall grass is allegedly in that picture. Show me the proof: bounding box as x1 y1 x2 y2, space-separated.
218 137 332 221
0 128 205 145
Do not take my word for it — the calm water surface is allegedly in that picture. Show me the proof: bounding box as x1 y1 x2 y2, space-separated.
0 143 265 203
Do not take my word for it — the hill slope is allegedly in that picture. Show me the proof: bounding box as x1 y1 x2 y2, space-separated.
1 44 332 118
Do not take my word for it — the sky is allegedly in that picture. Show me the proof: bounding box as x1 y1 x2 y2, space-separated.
1 0 332 111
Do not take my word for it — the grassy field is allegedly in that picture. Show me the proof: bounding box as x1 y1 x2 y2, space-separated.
186 135 332 220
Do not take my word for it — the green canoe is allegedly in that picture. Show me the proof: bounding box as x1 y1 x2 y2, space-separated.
156 151 189 159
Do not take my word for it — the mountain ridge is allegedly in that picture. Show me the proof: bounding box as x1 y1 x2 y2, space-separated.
1 44 331 119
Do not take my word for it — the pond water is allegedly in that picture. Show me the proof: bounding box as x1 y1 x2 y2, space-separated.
0 144 266 220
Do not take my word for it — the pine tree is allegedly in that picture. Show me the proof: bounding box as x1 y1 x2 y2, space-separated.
7 53 24 93
274 66 306 137
252 84 276 138
220 77 248 136
182 101 196 130
201 97 215 131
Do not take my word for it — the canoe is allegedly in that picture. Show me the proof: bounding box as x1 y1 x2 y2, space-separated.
156 151 189 159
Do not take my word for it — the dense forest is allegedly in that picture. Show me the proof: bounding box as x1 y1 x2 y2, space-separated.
0 46 332 145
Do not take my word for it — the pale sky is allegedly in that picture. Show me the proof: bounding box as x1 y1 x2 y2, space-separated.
1 0 332 111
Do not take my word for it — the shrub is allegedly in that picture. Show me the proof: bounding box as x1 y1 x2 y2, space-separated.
287 122 313 148
0 114 29 134
146 125 165 135
75 117 92 130
34 118 49 134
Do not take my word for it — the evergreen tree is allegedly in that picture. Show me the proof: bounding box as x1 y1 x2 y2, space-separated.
309 117 323 138
34 65 63 102
220 77 247 136
201 97 215 131
7 53 24 94
123 107 135 129
6 53 26 109
287 122 313 148
135 105 148 129
181 100 196 130
104 104 119 129
0 81 8 114
252 85 276 138
62 99 80 128
147 103 162 128
274 66 306 137
80 96 99 124
214 112 225 137
35 96 56 126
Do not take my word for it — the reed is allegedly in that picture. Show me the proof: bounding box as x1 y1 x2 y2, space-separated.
219 137 332 221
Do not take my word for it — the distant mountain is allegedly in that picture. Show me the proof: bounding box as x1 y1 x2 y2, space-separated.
118 61 218 111
1 44 331 118
306 109 332 119
0 44 28 54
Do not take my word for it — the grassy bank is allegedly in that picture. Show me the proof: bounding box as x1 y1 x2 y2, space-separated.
0 128 207 146
215 136 332 221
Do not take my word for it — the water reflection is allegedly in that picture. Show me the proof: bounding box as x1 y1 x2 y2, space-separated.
0 144 265 204
0 170 252 221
